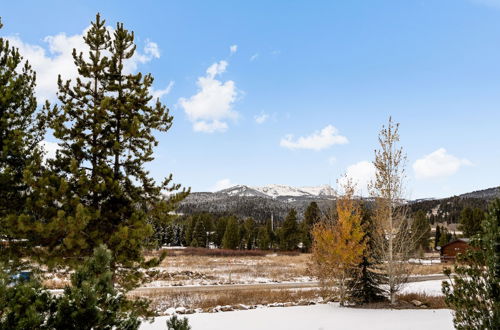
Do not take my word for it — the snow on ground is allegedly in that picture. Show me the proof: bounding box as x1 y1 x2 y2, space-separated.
408 258 441 264
140 303 454 330
401 280 447 296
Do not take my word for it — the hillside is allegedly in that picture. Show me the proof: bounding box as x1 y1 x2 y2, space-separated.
177 184 500 224
177 184 336 223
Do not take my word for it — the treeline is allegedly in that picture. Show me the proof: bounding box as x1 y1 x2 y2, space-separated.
432 205 486 247
156 202 455 253
179 190 495 226
177 194 292 223
156 201 484 252
154 201 322 251
409 196 489 224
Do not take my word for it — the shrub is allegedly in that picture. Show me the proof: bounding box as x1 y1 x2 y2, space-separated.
0 245 148 330
442 199 500 329
166 315 191 330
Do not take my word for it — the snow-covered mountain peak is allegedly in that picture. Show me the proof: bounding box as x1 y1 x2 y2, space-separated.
218 185 268 197
217 184 335 199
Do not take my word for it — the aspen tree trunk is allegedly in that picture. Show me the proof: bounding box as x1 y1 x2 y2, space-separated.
370 117 416 306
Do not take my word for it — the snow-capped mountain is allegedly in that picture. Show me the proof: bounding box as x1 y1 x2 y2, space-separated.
218 184 335 199
218 185 269 198
178 185 500 224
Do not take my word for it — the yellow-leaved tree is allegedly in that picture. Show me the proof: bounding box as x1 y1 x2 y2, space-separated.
311 177 366 306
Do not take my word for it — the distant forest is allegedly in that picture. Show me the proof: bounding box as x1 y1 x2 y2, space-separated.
178 189 499 225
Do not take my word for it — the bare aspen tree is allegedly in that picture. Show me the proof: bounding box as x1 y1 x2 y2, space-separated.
369 117 415 305
312 177 366 306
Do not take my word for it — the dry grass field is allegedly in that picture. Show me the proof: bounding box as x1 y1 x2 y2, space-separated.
143 250 312 287
138 288 324 313
142 249 446 287
44 249 447 293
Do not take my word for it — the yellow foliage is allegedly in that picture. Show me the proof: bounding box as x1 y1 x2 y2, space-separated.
311 177 366 304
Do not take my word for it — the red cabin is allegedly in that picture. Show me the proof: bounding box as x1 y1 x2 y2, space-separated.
440 238 471 262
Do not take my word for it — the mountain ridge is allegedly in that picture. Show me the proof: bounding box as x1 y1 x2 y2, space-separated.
178 185 500 224
218 184 336 199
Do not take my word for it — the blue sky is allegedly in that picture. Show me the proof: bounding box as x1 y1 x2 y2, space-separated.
1 0 500 198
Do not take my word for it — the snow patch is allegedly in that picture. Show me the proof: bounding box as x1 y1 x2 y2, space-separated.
140 303 453 330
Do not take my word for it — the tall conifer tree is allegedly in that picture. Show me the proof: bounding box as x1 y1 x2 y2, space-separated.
348 204 387 304
280 209 299 251
0 18 45 268
301 201 321 251
412 210 431 253
222 217 240 250
14 15 188 285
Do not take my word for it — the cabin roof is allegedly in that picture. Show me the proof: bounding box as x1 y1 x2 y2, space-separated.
441 238 470 249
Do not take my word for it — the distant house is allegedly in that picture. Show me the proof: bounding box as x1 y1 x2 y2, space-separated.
440 238 471 262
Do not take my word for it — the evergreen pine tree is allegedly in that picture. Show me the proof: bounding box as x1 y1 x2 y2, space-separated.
347 204 387 304
442 200 500 329
0 245 146 329
166 315 191 330
164 224 174 246
13 14 188 287
0 18 45 268
191 218 206 248
0 266 52 329
459 207 484 238
48 245 147 329
434 225 442 250
214 217 228 248
304 201 321 226
222 217 239 250
300 202 320 251
244 218 257 250
172 224 183 246
412 210 431 253
257 226 271 250
280 209 299 251
438 227 451 247
185 216 195 246
238 221 247 249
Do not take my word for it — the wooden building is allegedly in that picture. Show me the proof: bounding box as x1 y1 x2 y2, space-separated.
440 238 471 262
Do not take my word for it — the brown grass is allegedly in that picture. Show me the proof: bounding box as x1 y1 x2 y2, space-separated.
146 248 300 258
396 292 447 309
142 288 322 312
410 263 446 275
155 253 311 285
137 288 446 313
43 278 69 289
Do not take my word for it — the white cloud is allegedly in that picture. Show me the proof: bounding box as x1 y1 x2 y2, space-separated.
413 148 472 179
39 140 61 160
254 113 269 124
229 44 238 54
280 125 348 151
338 161 376 195
250 53 259 61
150 81 174 101
211 178 235 192
6 28 160 101
179 60 238 133
206 61 228 78
143 40 160 58
193 120 228 133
